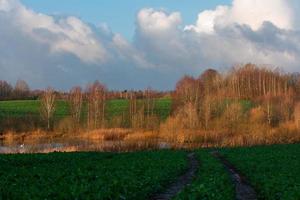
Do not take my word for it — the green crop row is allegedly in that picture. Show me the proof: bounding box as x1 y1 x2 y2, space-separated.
0 150 187 200
221 144 300 200
174 150 235 200
1 143 300 199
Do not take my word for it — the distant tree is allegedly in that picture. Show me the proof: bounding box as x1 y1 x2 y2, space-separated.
128 91 138 128
69 86 83 123
295 102 300 129
227 64 291 99
0 80 13 100
40 87 56 130
174 75 202 111
199 69 220 93
295 74 300 100
222 102 244 134
144 88 156 129
199 69 221 129
86 81 106 129
14 79 30 99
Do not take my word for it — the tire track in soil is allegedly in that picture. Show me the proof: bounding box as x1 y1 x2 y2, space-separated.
149 152 199 200
212 151 257 200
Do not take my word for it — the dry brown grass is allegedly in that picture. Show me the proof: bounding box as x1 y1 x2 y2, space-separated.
2 131 16 146
158 113 300 148
2 120 300 154
0 128 162 153
124 131 158 141
22 130 50 145
2 130 63 146
75 128 132 141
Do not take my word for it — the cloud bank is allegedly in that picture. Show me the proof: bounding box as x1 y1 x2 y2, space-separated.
0 0 300 90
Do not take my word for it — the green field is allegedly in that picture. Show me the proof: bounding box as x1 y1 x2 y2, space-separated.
176 144 300 200
0 98 172 131
0 150 187 199
174 150 235 200
221 144 300 200
0 100 69 119
0 98 171 120
1 143 300 199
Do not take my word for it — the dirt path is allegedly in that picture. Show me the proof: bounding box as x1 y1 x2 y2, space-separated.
212 151 257 200
150 152 199 200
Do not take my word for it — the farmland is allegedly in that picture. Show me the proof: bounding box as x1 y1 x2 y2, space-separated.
1 144 300 199
221 144 300 200
0 98 172 131
174 150 235 200
0 98 171 120
0 150 187 199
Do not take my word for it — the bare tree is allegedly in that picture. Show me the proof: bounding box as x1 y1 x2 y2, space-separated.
199 69 220 129
295 102 300 129
175 75 201 107
0 80 13 100
40 87 56 130
144 88 156 129
69 86 83 123
128 91 138 128
14 79 30 99
203 95 211 130
86 81 106 129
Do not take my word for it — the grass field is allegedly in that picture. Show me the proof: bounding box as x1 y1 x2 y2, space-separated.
0 99 171 120
0 150 187 199
221 144 300 200
0 100 69 119
0 98 172 131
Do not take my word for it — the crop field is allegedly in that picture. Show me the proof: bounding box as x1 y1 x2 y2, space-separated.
0 98 172 131
0 98 254 128
0 150 187 199
0 98 171 120
221 144 300 200
0 100 69 119
174 150 235 200
1 144 300 199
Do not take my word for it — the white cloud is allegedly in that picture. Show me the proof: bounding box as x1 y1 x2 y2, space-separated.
0 0 107 63
230 0 294 30
186 0 296 34
184 6 229 34
137 8 181 35
135 4 300 73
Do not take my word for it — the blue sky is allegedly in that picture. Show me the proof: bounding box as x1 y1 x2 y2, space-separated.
21 0 231 40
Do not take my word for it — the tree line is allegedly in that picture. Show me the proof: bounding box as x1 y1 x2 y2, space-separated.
164 64 300 146
1 63 300 147
38 81 164 132
0 80 36 100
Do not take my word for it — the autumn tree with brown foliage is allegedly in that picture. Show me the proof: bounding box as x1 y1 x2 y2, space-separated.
166 64 300 146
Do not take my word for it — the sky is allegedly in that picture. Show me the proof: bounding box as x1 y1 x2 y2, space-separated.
21 0 232 40
0 0 300 91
